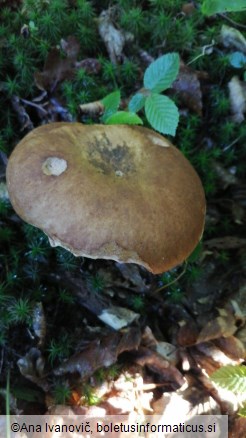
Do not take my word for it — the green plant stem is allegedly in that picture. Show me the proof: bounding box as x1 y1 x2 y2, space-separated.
6 370 10 438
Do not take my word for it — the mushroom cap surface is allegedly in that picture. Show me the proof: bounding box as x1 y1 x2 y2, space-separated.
6 122 206 274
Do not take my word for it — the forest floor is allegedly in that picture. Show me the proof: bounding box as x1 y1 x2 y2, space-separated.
0 1 246 436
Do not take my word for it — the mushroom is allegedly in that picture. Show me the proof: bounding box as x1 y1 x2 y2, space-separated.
6 122 206 274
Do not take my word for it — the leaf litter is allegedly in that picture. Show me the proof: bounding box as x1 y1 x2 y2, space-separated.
1 2 246 434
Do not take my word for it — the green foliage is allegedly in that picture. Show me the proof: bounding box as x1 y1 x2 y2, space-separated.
129 295 145 312
47 334 71 366
100 90 143 125
82 383 101 406
53 382 71 404
8 298 32 324
101 90 121 122
120 7 146 36
145 94 179 136
202 0 246 16
211 365 246 397
129 53 180 135
144 53 179 93
105 111 143 125
86 273 106 293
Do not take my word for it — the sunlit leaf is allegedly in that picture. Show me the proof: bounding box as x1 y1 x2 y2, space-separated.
105 111 143 125
211 365 246 394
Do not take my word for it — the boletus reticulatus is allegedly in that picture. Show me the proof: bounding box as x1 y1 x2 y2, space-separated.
6 122 206 274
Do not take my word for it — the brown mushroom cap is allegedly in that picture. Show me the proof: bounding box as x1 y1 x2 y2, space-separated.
6 122 206 274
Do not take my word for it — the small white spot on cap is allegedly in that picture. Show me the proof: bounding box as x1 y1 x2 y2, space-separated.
42 157 67 176
115 170 124 177
148 134 170 147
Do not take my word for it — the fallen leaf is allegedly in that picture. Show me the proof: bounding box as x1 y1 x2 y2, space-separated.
176 320 199 346
135 347 185 388
214 336 245 361
221 24 246 54
11 95 34 131
17 348 48 391
228 75 246 123
197 311 237 343
156 342 179 365
34 37 101 92
196 341 237 366
34 47 74 92
171 62 203 115
75 58 101 74
79 100 105 117
229 417 246 438
54 327 141 378
98 305 139 330
97 8 134 64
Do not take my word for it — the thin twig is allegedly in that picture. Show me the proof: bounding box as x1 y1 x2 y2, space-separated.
153 262 188 295
218 13 246 31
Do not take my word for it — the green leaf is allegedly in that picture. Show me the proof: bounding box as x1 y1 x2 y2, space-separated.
238 405 246 417
101 90 121 122
145 93 179 136
105 111 143 125
144 53 179 93
211 365 246 395
202 0 246 16
229 51 246 68
128 93 146 112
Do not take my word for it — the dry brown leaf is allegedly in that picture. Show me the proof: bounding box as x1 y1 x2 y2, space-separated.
197 311 237 343
17 348 48 391
11 95 34 131
214 336 245 361
134 347 185 388
196 341 236 366
176 320 199 346
34 37 101 92
54 328 141 378
34 48 74 92
171 62 203 115
229 417 246 438
236 326 246 351
75 58 101 74
79 100 105 117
